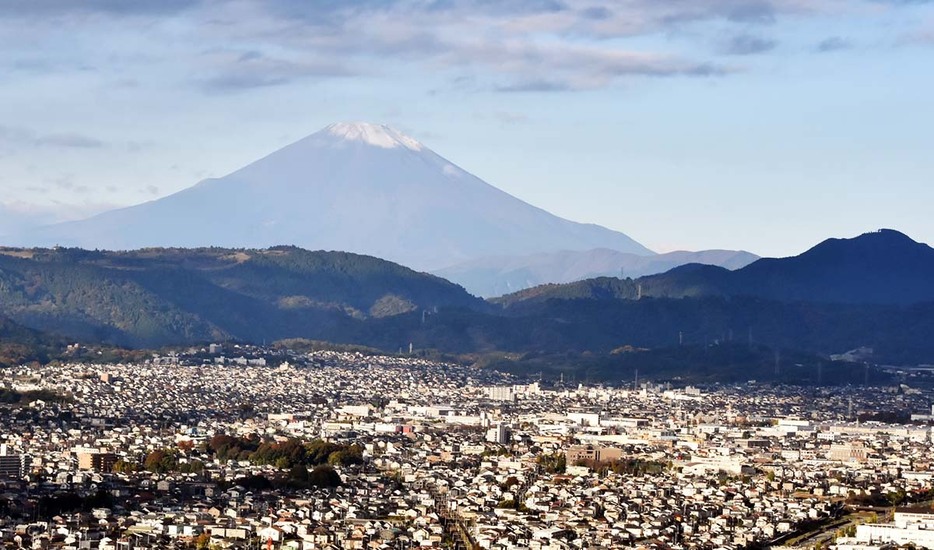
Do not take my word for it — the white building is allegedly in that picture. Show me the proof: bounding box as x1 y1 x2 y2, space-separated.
486 423 511 445
854 511 934 547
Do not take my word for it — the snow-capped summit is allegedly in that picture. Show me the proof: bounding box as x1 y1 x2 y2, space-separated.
13 122 653 271
323 122 423 151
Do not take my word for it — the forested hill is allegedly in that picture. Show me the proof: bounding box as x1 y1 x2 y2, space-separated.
2 232 934 369
498 230 934 307
0 314 61 366
0 246 484 347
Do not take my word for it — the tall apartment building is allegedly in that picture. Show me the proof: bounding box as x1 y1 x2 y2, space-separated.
0 444 29 479
486 423 512 445
76 449 117 472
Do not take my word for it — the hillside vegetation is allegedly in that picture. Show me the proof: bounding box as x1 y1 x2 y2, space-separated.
1 231 934 378
0 246 481 347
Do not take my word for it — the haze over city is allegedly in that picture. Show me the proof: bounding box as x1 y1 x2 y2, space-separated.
2 0 933 256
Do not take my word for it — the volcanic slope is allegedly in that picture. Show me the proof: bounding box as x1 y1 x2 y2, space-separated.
16 122 653 271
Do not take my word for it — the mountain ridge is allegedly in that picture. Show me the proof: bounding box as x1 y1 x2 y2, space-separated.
0 230 933 367
499 229 934 307
435 247 758 297
0 245 484 347
8 122 653 271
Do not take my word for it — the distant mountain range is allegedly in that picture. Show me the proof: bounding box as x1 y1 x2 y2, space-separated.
3 122 765 293
7 122 652 271
501 229 934 306
0 230 932 376
650 229 934 305
435 248 758 297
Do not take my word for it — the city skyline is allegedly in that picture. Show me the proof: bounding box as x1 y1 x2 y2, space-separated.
1 0 932 256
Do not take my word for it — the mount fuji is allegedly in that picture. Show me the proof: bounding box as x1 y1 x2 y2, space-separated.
12 122 653 271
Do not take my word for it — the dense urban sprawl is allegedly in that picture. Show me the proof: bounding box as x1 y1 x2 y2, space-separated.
3 346 934 550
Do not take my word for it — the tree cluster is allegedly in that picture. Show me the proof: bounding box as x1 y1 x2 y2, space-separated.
204 434 363 470
142 449 205 474
575 458 670 476
537 453 567 474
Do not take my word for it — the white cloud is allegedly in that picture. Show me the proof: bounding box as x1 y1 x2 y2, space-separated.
0 125 106 151
0 0 923 96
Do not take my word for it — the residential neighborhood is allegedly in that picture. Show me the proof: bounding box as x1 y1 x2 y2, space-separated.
2 347 934 550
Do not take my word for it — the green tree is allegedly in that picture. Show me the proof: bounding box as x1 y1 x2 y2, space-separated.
289 464 309 483
144 449 178 473
308 465 341 488
537 453 566 474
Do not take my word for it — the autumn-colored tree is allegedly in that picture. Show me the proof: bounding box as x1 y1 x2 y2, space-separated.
144 449 178 473
112 459 140 474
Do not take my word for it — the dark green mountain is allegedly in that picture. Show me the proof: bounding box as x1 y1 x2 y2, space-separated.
0 246 483 347
0 314 48 343
1 231 934 375
486 295 934 364
497 230 934 306
0 314 63 366
638 229 934 305
476 230 934 365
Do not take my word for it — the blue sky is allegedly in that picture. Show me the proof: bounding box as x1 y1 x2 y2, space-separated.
0 0 932 256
